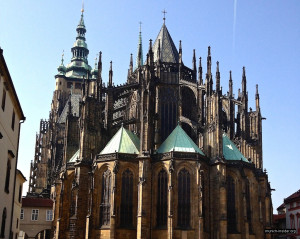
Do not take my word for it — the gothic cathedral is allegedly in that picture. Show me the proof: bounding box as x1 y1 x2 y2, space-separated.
28 10 273 239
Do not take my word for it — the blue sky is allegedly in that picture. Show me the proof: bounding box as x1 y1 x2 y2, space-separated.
1 1 299 212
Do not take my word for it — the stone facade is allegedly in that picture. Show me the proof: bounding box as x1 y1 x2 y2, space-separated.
29 11 273 239
0 47 25 239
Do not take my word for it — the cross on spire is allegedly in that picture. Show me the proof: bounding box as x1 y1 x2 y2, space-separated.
61 50 64 64
162 9 167 23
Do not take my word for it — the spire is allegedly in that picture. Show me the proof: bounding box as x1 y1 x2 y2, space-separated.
207 46 211 75
242 66 247 95
255 84 260 111
229 71 233 97
136 22 143 68
152 22 179 63
96 51 102 102
198 57 203 84
109 61 113 87
66 9 91 79
193 49 197 72
129 53 133 75
179 40 182 64
216 61 220 92
147 39 154 65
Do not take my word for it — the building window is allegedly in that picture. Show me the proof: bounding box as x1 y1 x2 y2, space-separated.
31 209 39 221
11 111 15 131
46 210 53 221
16 218 18 228
120 169 133 227
178 168 190 228
227 176 237 233
290 214 295 229
1 89 6 111
67 82 73 88
75 83 81 89
157 169 168 227
20 209 24 220
0 208 7 238
4 159 11 193
100 169 111 227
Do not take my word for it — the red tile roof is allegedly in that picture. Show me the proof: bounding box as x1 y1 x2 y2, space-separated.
22 197 53 208
277 202 285 211
284 189 300 204
273 214 286 222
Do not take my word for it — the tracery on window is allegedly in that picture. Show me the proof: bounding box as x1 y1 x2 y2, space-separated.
100 169 111 227
120 169 133 227
160 87 177 141
178 168 190 228
157 169 168 227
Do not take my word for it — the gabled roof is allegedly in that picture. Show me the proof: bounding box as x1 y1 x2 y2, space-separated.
222 133 248 162
22 197 53 208
69 149 79 163
152 24 179 63
58 94 81 124
100 126 140 155
157 124 204 155
284 189 300 204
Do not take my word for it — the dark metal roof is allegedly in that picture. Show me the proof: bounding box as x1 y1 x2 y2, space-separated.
22 197 53 208
152 24 179 63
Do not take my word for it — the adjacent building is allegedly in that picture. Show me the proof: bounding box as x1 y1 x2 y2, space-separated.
12 170 26 239
285 190 300 239
28 9 273 239
19 197 53 239
0 47 25 239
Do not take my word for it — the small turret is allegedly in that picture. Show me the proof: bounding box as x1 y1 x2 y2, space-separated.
57 51 67 75
109 61 113 87
96 51 102 102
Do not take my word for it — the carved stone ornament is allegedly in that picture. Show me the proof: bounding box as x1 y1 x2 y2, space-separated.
113 160 119 174
169 158 175 174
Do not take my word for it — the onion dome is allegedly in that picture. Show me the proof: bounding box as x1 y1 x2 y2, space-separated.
57 52 66 76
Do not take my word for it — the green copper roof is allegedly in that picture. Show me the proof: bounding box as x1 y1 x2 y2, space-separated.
157 124 205 155
100 126 140 155
69 149 79 163
222 133 248 162
152 23 179 63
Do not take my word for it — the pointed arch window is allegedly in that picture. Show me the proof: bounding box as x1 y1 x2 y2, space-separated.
100 169 111 227
157 169 168 227
227 176 237 233
0 208 6 238
120 169 133 227
245 179 252 233
178 168 190 228
70 181 77 216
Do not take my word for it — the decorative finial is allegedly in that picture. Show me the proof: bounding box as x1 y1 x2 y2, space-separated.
61 50 64 64
81 0 84 13
162 9 167 24
95 54 98 69
139 21 142 33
